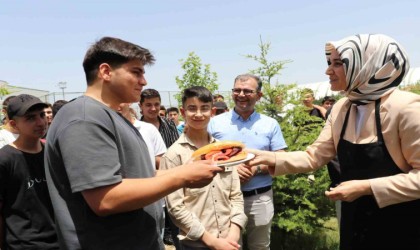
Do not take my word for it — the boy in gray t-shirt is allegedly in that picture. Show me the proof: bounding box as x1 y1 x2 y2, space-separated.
44 37 222 250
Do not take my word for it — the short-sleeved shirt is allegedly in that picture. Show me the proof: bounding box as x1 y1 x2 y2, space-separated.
177 123 185 134
133 119 167 170
208 109 287 191
141 116 179 148
309 107 325 120
0 145 58 249
0 128 18 148
44 96 164 250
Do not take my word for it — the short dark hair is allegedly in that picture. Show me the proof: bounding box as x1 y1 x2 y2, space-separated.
140 89 161 104
83 37 155 85
234 74 263 91
52 100 69 117
167 107 179 114
45 102 52 109
182 86 213 106
321 96 336 104
213 94 224 100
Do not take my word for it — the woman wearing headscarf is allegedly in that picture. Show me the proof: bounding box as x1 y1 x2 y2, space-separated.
248 34 420 249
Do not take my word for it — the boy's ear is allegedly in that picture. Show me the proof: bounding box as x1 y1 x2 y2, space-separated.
98 63 113 81
8 119 18 131
180 107 186 119
211 107 217 117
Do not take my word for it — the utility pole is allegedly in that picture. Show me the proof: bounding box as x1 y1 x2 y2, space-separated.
58 81 67 100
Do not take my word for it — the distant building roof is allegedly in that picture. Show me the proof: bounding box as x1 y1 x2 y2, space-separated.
0 81 49 103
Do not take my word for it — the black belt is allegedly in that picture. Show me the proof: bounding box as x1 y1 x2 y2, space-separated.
242 186 271 197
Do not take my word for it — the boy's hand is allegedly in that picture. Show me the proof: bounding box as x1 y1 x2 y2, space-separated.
178 160 222 188
236 163 253 183
202 231 240 250
210 238 240 250
225 223 241 243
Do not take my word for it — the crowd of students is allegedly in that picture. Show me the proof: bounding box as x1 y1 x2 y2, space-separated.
1 33 420 250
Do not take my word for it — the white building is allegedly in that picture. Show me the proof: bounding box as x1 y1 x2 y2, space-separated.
0 80 50 103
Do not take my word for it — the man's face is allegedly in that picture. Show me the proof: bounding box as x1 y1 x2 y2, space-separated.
11 108 48 139
181 97 214 131
302 93 314 108
168 111 179 123
215 109 226 116
232 78 262 115
139 97 161 120
107 59 147 104
322 101 335 110
44 107 53 124
159 110 166 118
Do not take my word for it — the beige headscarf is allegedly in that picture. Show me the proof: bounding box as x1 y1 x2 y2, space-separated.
326 34 409 104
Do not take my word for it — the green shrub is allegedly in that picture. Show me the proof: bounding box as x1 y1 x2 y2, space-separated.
246 37 338 248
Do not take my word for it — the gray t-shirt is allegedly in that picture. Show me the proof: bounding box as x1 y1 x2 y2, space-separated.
45 96 164 250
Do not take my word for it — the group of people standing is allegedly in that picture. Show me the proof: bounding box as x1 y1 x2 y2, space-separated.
1 33 420 250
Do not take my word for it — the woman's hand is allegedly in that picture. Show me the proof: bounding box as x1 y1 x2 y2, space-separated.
246 148 276 167
325 180 373 202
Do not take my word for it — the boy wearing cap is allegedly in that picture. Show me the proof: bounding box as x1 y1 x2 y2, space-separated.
213 101 229 116
0 94 59 249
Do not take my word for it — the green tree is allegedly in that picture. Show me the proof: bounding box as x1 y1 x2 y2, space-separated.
245 36 293 120
0 84 11 125
245 37 336 248
0 87 10 97
175 52 219 105
0 82 11 98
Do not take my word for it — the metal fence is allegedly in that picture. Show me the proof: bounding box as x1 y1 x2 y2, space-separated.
37 90 232 119
40 90 232 108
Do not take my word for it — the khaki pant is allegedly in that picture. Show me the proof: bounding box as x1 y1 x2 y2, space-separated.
240 189 274 250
